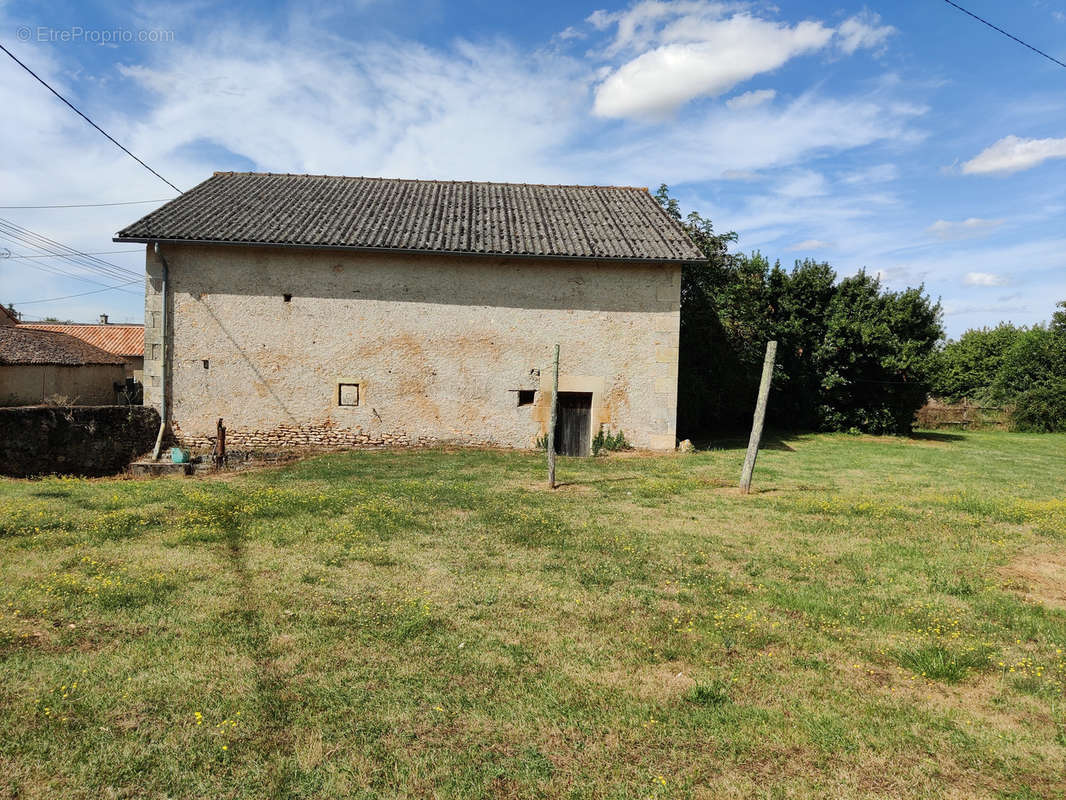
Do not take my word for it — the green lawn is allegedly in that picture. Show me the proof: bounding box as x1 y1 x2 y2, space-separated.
1 432 1065 799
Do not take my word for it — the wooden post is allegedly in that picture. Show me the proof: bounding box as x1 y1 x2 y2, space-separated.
547 344 560 489
739 340 777 494
214 418 226 470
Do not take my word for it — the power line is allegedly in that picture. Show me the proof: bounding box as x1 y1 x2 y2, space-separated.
0 220 142 296
0 199 171 209
0 217 140 280
941 0 1066 70
2 249 142 259
0 218 144 302
0 41 183 191
11 281 141 307
0 241 141 295
0 251 141 295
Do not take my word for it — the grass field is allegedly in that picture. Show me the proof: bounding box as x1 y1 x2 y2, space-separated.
1 431 1065 799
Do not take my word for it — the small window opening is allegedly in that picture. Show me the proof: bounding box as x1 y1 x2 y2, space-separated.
202 359 209 369
517 389 535 406
283 293 292 302
338 383 360 406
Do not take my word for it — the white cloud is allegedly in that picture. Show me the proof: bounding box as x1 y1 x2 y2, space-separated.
926 218 1004 240
593 91 922 185
963 272 1009 287
841 163 898 184
726 88 775 110
961 135 1066 175
589 3 897 119
555 26 585 42
593 15 831 118
587 1 726 57
720 168 760 180
836 12 895 55
112 32 590 184
776 170 827 198
789 239 831 251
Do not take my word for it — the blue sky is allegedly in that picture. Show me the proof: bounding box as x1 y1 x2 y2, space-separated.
1 0 1063 336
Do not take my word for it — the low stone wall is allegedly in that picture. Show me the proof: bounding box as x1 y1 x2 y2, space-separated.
0 406 161 477
173 419 502 453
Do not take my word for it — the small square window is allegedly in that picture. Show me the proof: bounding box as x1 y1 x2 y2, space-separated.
517 389 535 406
283 293 293 302
338 383 360 406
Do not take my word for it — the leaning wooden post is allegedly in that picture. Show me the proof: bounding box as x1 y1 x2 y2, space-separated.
739 340 777 494
547 344 560 489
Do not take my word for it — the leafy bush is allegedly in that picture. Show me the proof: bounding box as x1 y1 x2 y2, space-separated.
1010 380 1066 432
591 427 631 456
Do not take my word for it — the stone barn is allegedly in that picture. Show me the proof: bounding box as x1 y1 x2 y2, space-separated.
21 318 144 383
0 324 126 406
114 173 702 454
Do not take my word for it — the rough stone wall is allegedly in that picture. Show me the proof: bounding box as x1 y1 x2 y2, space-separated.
124 356 144 383
0 364 126 406
143 244 680 451
0 405 160 477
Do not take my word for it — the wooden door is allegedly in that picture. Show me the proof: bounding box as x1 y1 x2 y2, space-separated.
554 392 592 456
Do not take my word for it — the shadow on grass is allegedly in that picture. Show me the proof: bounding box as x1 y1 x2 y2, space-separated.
553 475 641 489
909 431 967 443
690 434 798 453
220 514 296 797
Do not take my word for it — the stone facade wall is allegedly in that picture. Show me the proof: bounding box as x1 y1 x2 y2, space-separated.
0 364 126 406
0 405 160 477
143 243 680 451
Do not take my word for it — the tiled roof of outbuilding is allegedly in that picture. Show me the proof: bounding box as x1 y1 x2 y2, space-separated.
115 172 704 263
21 324 143 357
0 326 125 366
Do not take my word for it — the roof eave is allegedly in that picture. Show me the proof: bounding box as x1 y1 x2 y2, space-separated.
113 235 704 265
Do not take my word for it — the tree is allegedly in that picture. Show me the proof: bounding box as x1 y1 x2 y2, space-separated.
815 274 942 434
656 184 943 436
990 324 1066 402
930 299 1066 432
932 323 1023 403
765 259 836 429
655 185 743 434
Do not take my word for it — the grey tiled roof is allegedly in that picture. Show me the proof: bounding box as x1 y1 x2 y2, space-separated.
0 326 125 366
115 172 703 263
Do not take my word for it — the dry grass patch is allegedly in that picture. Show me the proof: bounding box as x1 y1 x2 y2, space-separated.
1003 549 1066 610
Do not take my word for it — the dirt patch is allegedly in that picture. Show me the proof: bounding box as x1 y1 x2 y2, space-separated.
1002 549 1066 610
597 661 698 701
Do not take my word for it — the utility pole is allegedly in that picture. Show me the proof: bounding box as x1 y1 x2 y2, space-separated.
547 344 560 489
740 340 777 494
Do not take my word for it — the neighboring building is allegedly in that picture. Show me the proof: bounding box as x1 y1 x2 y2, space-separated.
0 324 126 406
115 172 701 454
21 317 144 382
0 305 18 326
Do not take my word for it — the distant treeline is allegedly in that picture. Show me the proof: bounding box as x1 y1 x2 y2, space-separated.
656 186 942 438
931 306 1066 432
659 184 1066 437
